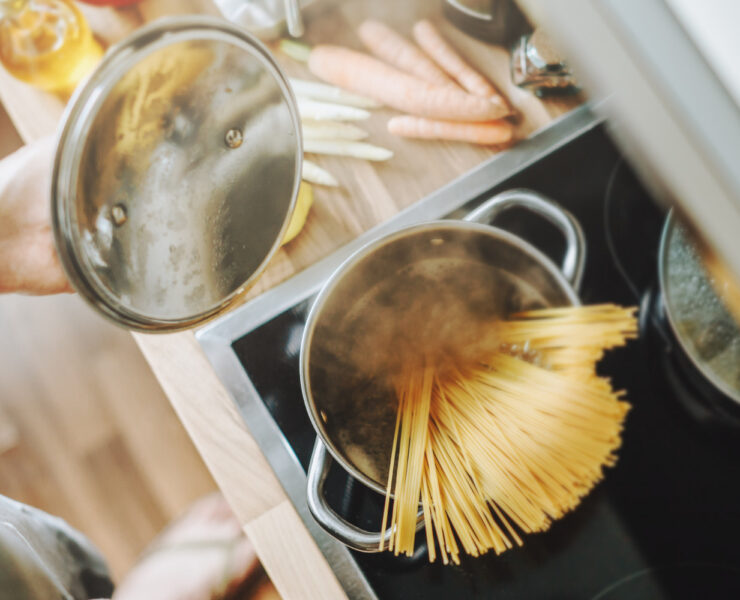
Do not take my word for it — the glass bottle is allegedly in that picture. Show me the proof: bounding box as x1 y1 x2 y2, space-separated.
0 0 102 94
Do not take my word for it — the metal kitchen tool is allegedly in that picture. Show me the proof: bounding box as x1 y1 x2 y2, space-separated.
301 189 585 551
213 0 318 40
284 0 304 37
511 28 579 96
52 16 302 331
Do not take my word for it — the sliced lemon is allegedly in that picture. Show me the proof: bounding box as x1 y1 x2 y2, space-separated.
282 182 314 245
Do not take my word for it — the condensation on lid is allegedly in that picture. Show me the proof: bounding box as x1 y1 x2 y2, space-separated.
52 17 301 331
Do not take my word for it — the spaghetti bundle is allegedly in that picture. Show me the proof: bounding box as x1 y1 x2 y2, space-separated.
380 303 638 564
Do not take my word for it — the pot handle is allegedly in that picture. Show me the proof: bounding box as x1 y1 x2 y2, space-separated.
463 188 586 291
307 439 423 553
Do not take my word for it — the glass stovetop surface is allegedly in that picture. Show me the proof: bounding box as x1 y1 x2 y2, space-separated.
231 126 740 599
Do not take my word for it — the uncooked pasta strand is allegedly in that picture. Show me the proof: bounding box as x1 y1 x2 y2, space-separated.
379 387 403 551
379 303 637 562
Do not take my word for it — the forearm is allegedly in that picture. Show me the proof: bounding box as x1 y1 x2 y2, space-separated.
0 138 71 295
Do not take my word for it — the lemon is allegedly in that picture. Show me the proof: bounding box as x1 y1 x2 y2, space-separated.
282 182 314 245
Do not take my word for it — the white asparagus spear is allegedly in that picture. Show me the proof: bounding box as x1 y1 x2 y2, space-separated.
297 98 370 121
290 77 382 109
304 139 393 161
302 159 339 187
302 119 368 141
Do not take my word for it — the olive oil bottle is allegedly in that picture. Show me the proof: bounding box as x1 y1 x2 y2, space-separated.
0 0 102 94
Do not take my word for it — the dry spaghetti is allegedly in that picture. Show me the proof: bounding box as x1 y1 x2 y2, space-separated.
380 303 638 564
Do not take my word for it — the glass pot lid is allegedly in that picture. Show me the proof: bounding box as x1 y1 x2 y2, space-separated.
52 16 302 331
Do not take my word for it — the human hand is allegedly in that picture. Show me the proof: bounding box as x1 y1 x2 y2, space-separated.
0 137 72 295
112 493 259 600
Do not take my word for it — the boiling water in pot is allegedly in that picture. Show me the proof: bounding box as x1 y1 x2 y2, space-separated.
665 224 740 399
310 256 551 488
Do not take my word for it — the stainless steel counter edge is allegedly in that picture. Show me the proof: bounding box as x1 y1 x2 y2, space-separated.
196 103 603 599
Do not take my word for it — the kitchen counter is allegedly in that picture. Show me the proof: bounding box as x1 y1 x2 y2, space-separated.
0 1 581 597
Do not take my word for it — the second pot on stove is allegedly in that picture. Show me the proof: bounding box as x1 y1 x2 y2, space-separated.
652 211 740 424
299 189 586 551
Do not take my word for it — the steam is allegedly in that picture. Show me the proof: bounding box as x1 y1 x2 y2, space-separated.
319 261 524 381
306 228 564 486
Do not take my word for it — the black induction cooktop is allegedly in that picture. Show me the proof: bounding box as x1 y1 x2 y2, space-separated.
198 108 740 599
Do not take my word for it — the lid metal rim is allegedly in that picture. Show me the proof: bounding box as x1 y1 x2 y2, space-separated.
51 15 303 332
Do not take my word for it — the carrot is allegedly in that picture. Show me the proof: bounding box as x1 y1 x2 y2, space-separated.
388 115 513 145
357 19 452 87
307 45 508 122
412 19 508 109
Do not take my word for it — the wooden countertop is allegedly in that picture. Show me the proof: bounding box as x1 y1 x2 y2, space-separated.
0 1 580 597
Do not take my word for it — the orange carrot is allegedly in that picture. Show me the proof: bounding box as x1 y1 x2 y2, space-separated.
307 45 508 122
412 19 507 107
357 19 452 87
388 115 513 145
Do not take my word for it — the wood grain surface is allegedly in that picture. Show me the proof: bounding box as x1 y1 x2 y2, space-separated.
0 1 581 597
0 292 217 580
246 1 580 298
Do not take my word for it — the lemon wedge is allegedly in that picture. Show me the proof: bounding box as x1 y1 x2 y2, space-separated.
282 182 314 245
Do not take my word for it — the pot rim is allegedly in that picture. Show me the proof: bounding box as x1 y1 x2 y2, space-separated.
658 210 740 405
300 218 581 497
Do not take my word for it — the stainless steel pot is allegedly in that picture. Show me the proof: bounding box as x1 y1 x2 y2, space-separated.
300 189 586 552
658 211 740 406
